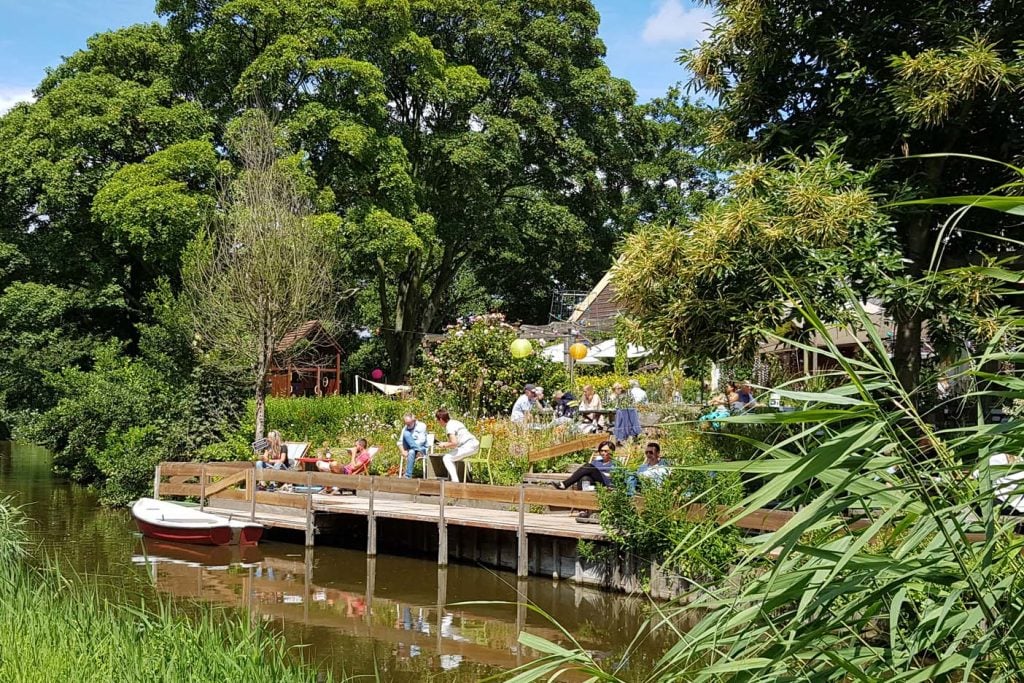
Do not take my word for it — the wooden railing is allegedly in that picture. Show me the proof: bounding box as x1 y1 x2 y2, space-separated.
152 461 806 533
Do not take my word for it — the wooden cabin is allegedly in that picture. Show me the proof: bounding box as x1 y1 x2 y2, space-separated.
268 321 343 397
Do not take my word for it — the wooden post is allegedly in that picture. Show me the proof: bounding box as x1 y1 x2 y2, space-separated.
199 464 207 511
552 538 561 580
367 476 377 556
249 468 258 521
517 485 528 578
153 465 161 500
335 350 341 395
304 472 314 546
438 479 448 566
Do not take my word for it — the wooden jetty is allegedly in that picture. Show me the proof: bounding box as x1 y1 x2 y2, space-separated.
153 461 798 585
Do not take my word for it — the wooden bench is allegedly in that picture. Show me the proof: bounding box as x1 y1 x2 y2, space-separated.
527 433 607 466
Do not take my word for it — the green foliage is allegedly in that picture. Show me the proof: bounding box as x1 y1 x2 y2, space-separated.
412 313 565 417
0 496 28 572
509 293 1024 682
682 0 1024 384
153 0 653 380
261 394 430 448
597 428 744 576
615 144 901 366
21 343 182 485
20 338 246 504
91 425 174 507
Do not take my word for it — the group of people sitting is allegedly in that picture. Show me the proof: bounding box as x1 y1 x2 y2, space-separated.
509 380 651 434
552 440 668 498
397 410 479 483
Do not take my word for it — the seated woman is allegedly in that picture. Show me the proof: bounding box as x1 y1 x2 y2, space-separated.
699 396 731 431
317 438 374 476
434 409 479 483
578 384 604 433
552 440 617 490
257 431 288 470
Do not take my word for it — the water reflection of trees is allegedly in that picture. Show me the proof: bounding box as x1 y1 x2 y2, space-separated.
133 540 675 680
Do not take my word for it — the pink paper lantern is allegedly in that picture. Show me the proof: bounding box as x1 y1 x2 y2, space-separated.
371 368 384 381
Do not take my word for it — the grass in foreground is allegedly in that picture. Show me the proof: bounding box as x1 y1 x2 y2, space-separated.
0 499 334 683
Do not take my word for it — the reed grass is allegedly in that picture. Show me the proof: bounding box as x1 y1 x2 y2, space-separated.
0 500 334 683
503 295 1024 682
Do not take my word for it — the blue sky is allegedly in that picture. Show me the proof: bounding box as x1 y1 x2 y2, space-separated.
0 0 710 112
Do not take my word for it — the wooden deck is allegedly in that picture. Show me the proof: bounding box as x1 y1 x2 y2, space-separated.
205 493 608 542
152 461 809 579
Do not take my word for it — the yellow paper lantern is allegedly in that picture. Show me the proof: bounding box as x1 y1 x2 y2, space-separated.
510 338 533 359
568 343 588 361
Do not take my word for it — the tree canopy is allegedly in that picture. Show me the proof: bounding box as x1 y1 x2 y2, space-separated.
677 0 1024 384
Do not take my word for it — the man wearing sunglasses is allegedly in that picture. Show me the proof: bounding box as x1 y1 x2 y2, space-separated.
627 442 668 495
552 440 617 490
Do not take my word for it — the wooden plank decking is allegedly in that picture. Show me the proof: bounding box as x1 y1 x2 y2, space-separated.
205 493 608 542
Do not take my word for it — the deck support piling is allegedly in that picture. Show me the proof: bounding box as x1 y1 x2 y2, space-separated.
249 468 257 521
304 472 315 546
153 465 161 500
438 479 448 566
199 464 207 511
517 485 529 578
367 476 377 556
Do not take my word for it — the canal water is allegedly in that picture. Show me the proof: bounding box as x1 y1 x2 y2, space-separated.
0 442 667 681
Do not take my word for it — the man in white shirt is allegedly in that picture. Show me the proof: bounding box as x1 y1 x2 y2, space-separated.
629 380 648 405
511 384 537 423
434 408 479 483
399 413 429 478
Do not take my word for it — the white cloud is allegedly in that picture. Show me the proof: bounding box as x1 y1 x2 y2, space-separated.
0 87 35 115
642 0 715 46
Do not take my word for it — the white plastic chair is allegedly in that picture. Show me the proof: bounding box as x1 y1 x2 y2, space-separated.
396 434 435 477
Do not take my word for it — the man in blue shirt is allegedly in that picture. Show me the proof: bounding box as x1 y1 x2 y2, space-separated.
399 413 428 478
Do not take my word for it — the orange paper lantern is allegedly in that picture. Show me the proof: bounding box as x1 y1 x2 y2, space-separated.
568 343 588 361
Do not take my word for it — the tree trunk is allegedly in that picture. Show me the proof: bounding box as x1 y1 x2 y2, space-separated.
378 244 466 382
891 203 934 393
892 311 923 394
254 382 267 441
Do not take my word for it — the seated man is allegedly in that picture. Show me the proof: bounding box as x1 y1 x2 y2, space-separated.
627 442 669 495
552 441 618 490
511 384 537 423
399 412 429 478
316 438 374 475
552 390 577 419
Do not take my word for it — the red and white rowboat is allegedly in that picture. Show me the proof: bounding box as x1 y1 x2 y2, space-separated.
132 498 263 546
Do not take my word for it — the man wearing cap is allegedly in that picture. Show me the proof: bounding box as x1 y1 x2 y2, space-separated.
511 384 536 423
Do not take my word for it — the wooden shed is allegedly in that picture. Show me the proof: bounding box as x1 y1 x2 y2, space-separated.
268 321 343 398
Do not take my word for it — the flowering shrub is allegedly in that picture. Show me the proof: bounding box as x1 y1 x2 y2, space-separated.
411 313 566 417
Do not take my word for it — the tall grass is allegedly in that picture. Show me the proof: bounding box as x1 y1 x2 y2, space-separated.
0 500 333 682
504 297 1024 682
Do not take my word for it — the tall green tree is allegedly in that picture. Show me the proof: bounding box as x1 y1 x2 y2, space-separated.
156 0 641 380
0 24 214 423
682 0 1024 386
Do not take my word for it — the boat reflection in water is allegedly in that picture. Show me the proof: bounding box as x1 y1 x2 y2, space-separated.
131 538 664 680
